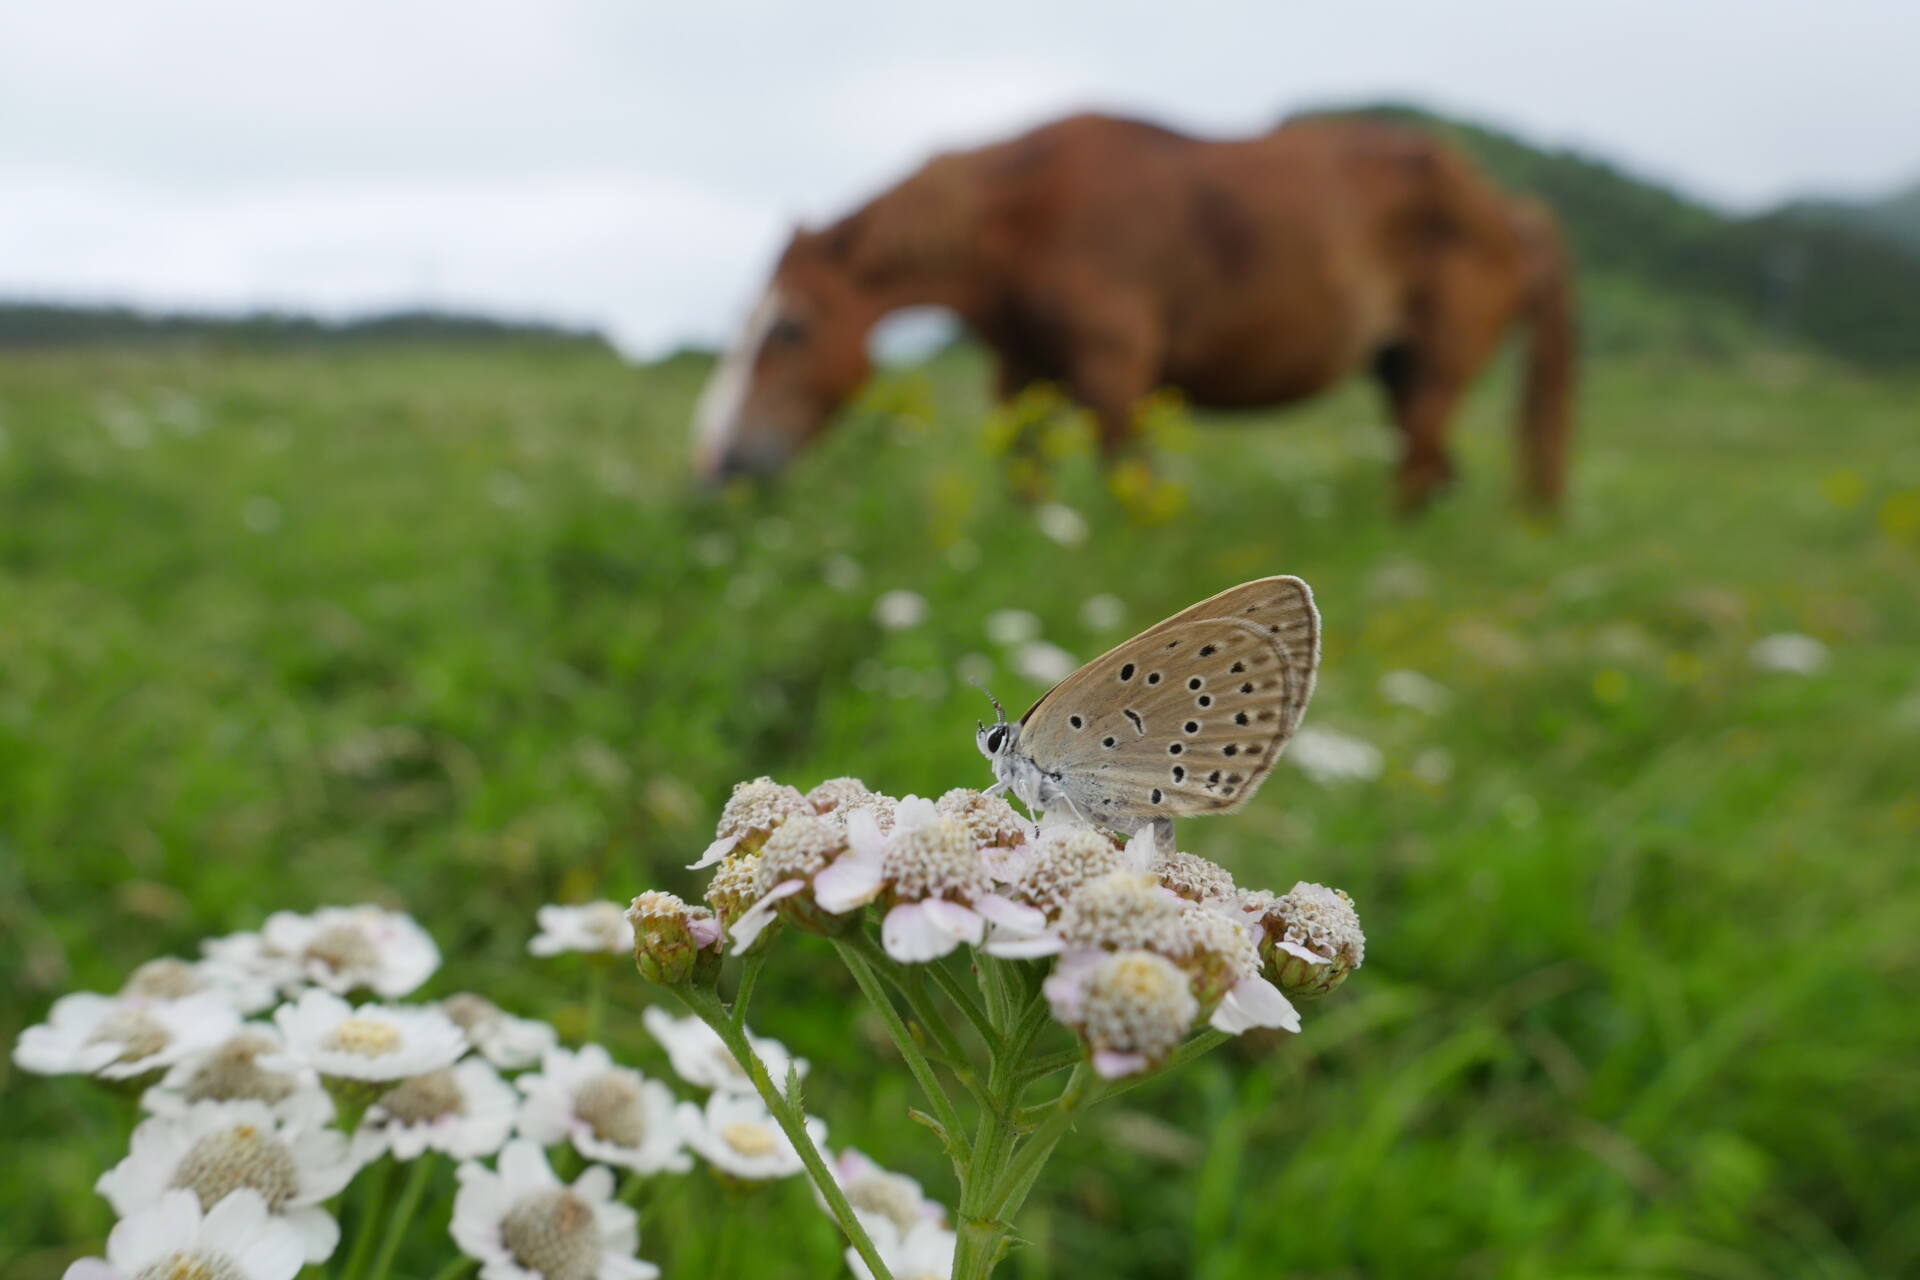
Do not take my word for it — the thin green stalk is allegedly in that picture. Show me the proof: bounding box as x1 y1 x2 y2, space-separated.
424 1256 476 1280
950 969 1055 1280
730 951 765 1029
338 1156 392 1280
832 938 972 1164
1013 1048 1081 1084
987 1065 1092 1218
586 960 608 1046
921 955 998 1049
1093 1030 1232 1106
367 1155 435 1280
681 988 894 1280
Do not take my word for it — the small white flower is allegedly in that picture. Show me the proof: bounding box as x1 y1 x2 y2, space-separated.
14 991 239 1080
142 1025 330 1120
1080 593 1126 631
641 1007 806 1096
97 1101 360 1262
515 1045 690 1174
984 609 1042 646
1378 668 1451 714
1035 502 1089 546
118 956 277 1016
62 1188 305 1280
1044 950 1199 1078
677 1092 823 1181
1286 725 1384 785
1013 641 1078 685
439 993 560 1070
453 1139 658 1280
872 589 929 631
271 990 466 1082
251 905 440 998
356 1058 519 1162
529 902 634 957
1750 632 1828 674
822 1148 945 1243
689 776 813 868
848 1218 959 1280
858 800 1045 964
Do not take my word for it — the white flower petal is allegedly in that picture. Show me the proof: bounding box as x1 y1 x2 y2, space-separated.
688 834 741 870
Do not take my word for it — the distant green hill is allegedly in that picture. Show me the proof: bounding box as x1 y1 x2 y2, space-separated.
0 303 611 352
1316 104 1920 368
1781 179 1920 260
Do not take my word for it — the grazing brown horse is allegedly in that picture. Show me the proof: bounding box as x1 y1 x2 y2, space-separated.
694 111 1575 510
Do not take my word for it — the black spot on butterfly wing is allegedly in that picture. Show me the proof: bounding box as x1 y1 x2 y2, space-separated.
1123 709 1144 734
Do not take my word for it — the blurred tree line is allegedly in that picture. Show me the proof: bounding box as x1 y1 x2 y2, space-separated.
0 304 610 352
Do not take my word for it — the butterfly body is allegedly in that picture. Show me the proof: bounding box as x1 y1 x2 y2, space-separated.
977 576 1320 834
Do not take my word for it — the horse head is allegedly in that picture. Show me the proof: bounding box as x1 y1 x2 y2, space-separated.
692 228 878 484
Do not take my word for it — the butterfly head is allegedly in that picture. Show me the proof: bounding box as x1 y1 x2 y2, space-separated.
972 682 1017 765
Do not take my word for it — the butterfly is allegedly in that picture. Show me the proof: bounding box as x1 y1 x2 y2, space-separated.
976 576 1320 839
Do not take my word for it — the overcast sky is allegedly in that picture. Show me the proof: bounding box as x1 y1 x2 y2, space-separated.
3 1 1915 355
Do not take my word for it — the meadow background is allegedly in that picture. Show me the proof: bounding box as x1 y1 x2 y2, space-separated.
6 117 1920 1277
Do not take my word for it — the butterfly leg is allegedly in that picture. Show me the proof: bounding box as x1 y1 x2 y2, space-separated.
1151 817 1175 850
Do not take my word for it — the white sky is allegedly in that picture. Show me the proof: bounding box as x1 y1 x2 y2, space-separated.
3 0 1915 356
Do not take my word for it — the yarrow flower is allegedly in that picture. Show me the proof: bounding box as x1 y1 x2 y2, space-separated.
271 990 466 1083
1045 950 1198 1078
805 776 874 815
355 1058 519 1162
61 1189 305 1280
626 892 723 985
848 1219 958 1280
1286 725 1385 785
453 1140 658 1280
677 1091 824 1181
142 1026 330 1120
823 1148 945 1243
439 993 559 1070
529 902 634 957
14 991 239 1081
202 905 439 1000
97 1100 361 1262
515 1045 690 1174
118 955 276 1016
725 814 858 952
641 1008 805 1097
1246 882 1366 999
690 776 812 868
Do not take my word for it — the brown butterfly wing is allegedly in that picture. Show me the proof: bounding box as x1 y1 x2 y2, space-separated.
1016 615 1309 821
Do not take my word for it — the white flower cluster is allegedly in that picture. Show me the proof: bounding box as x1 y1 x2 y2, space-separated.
668 776 1366 1081
19 903 710 1280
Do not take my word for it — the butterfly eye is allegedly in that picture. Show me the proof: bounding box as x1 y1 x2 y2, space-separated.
986 726 1007 754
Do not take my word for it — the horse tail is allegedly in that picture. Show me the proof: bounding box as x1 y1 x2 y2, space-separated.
1511 197 1576 512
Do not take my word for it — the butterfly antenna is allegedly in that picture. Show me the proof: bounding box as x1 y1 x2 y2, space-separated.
967 676 1008 724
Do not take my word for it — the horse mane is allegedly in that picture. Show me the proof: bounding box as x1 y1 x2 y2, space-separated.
817 150 979 285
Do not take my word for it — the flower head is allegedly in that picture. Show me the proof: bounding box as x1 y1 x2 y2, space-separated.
63 1189 305 1280
862 802 1043 962
690 777 811 867
142 1026 329 1120
677 1092 823 1181
725 815 858 953
254 905 440 999
933 788 1032 850
453 1140 657 1280
120 956 276 1016
439 994 560 1070
529 902 634 958
14 991 239 1081
824 1148 945 1242
1251 882 1366 999
271 990 466 1082
1177 901 1300 1036
1006 825 1128 917
515 1045 690 1174
626 892 723 986
805 776 873 815
1148 849 1238 904
702 854 762 934
355 1058 518 1162
1045 950 1198 1078
1055 872 1190 957
97 1100 360 1262
640 1008 805 1097
847 1219 958 1280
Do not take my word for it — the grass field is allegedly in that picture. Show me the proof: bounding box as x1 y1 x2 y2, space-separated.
3 337 1918 1278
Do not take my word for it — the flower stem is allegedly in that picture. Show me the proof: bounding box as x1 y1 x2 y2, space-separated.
367 1155 435 1280
730 951 766 1029
921 955 998 1050
338 1156 392 1280
424 1255 477 1280
587 959 608 1046
681 987 895 1280
832 937 971 1167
